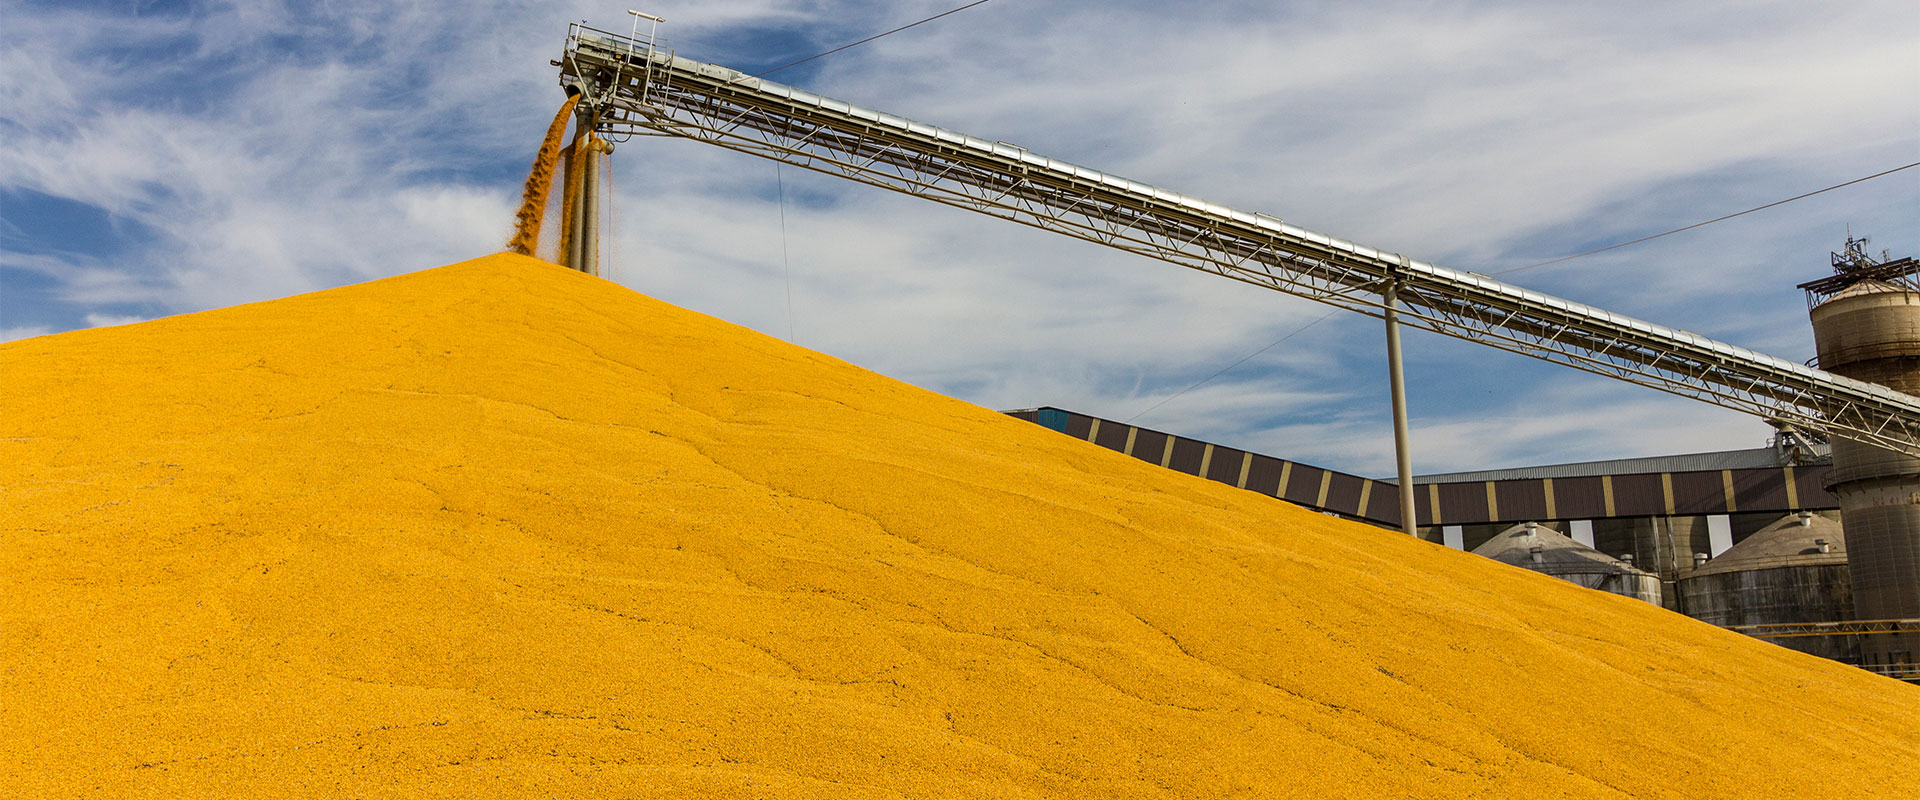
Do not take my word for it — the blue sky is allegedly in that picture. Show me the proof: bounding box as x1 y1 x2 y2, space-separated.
3 0 1917 477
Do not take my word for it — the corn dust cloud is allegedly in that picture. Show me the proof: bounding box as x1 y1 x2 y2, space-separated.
3 253 1917 798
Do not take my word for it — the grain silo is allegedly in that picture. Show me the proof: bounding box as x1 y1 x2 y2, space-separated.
1678 512 1854 662
1471 522 1662 604
1800 237 1920 670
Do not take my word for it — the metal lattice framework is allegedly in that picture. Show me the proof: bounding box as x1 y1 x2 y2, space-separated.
558 23 1920 457
1726 619 1920 639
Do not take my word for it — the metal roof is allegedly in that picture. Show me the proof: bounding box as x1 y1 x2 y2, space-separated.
1408 445 1829 485
1686 513 1847 577
1471 523 1650 576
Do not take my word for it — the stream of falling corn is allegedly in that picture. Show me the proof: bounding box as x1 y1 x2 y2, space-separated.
3 254 1918 798
506 95 580 258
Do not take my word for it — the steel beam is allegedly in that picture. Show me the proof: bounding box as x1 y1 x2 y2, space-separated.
1727 618 1920 638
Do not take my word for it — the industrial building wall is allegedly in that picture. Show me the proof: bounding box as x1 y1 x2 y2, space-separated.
1006 407 1835 532
1006 407 1905 675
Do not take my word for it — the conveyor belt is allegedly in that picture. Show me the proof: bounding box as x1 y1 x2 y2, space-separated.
557 23 1920 457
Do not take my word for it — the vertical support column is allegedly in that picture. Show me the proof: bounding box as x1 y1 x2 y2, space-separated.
562 100 606 275
1385 281 1418 537
579 137 602 277
563 132 589 271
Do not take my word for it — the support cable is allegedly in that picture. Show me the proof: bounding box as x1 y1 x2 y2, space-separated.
598 141 613 277
1133 159 1920 422
1125 310 1338 423
777 162 796 340
604 146 618 281
1495 161 1920 276
751 0 1000 78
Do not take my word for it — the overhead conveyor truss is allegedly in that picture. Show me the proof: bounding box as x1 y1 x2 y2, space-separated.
1729 619 1920 639
556 23 1920 458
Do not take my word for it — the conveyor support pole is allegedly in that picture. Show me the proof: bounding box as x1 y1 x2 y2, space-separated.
1386 281 1417 536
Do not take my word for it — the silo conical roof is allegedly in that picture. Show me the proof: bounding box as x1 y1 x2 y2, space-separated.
1821 277 1909 302
1470 522 1649 575
4 253 1918 796
1688 513 1847 577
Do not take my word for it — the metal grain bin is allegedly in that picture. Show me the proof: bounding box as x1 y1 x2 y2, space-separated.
1471 522 1662 604
1679 513 1855 662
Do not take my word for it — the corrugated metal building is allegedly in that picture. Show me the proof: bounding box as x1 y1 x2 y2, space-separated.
1002 405 1902 676
1005 406 1843 609
1007 406 1831 562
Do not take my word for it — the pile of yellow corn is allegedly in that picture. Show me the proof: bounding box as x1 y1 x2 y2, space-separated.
4 253 1916 797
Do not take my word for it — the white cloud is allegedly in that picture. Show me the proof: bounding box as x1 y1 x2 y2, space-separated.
1 325 54 343
84 313 147 329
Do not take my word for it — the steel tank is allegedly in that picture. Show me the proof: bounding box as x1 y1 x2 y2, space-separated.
1811 277 1920 669
1678 513 1854 662
1471 523 1663 604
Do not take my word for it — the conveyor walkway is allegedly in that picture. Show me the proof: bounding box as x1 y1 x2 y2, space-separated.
557 23 1920 457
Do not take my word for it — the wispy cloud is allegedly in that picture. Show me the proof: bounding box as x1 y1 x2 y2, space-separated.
1 325 53 343
82 312 147 329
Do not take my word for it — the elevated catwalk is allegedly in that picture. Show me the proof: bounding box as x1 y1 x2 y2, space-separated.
1005 406 1835 531
557 22 1920 457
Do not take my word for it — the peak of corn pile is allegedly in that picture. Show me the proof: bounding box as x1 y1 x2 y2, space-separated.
4 253 1917 798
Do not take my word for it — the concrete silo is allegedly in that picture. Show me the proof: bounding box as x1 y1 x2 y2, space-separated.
1678 512 1854 662
1472 522 1662 604
1800 237 1920 670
